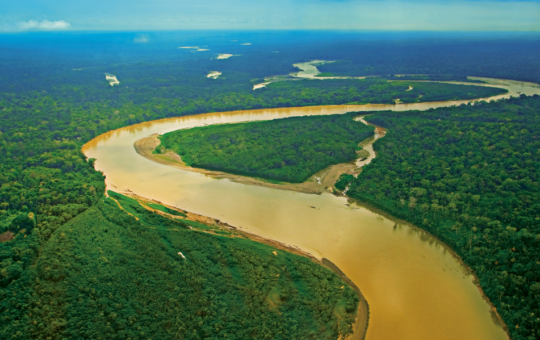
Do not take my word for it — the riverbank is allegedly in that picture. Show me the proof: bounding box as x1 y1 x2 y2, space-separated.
118 190 369 339
345 195 510 338
132 112 509 339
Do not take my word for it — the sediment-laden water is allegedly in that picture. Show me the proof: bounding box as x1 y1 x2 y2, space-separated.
83 78 540 339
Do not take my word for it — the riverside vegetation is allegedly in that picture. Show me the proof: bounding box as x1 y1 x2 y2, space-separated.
0 80 500 230
346 95 540 340
0 90 367 338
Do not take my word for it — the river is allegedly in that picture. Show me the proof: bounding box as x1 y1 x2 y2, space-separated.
83 78 540 340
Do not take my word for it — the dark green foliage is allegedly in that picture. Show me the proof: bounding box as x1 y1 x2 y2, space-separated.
349 95 540 340
1 77 504 122
0 33 530 339
334 174 354 192
4 212 36 234
0 93 106 244
263 79 506 105
0 230 39 288
1 196 359 340
2 32 538 94
380 74 483 82
316 73 336 77
160 113 374 183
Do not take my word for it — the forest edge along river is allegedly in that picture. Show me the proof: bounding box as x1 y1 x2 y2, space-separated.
83 77 540 340
132 124 384 196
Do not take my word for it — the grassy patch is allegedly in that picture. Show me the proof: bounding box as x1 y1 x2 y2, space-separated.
146 202 187 217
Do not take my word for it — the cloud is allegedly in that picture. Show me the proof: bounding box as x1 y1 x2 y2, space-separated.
17 20 71 31
133 34 149 43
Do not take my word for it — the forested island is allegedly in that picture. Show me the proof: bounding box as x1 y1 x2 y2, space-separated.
159 113 374 183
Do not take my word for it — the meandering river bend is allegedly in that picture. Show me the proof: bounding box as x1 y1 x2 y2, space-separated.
83 78 540 340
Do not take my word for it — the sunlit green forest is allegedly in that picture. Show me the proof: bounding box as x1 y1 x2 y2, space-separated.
0 79 500 220
1 192 359 339
160 113 374 182
346 95 540 340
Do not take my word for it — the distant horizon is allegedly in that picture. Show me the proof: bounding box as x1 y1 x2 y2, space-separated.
2 28 540 34
1 0 539 32
2 27 539 33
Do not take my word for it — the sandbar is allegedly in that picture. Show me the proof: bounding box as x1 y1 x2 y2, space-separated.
217 54 235 59
207 71 222 79
179 46 209 52
105 73 120 86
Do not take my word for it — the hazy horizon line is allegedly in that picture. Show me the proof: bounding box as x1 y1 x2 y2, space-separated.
1 28 540 34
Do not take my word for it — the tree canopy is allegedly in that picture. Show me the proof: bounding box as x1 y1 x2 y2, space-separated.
160 113 374 183
1 192 359 339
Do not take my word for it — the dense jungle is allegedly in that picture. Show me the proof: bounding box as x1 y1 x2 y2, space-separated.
158 113 375 182
1 31 540 340
349 96 540 340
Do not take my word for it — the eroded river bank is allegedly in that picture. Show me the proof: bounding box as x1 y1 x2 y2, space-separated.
83 78 540 340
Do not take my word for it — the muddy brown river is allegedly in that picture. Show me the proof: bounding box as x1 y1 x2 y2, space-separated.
83 78 540 340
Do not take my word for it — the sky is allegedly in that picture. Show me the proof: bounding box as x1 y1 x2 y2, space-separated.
0 0 539 32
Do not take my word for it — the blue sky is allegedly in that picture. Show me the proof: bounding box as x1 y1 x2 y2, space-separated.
0 0 539 31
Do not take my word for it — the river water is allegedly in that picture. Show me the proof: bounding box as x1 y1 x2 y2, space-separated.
83 78 540 340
